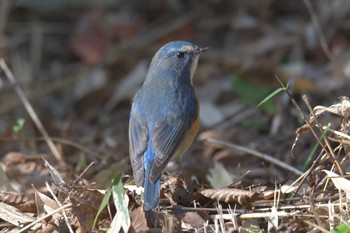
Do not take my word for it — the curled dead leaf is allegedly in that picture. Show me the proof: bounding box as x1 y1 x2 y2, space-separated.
162 176 197 207
129 207 149 233
197 188 263 206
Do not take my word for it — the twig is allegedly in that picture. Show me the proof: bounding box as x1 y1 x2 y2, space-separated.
309 191 326 229
302 95 343 175
284 90 333 199
201 137 303 176
45 182 74 233
304 220 329 233
227 170 250 188
0 136 100 158
18 203 72 233
0 59 63 162
0 67 90 114
72 162 96 185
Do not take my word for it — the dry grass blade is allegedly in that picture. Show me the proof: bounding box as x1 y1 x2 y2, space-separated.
302 95 343 175
17 203 72 233
201 137 303 176
0 202 35 227
0 59 63 162
43 158 65 185
45 182 74 233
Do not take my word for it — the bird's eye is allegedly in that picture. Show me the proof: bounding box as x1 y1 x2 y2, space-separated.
176 52 185 59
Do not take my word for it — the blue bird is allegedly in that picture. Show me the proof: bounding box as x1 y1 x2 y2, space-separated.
129 41 208 211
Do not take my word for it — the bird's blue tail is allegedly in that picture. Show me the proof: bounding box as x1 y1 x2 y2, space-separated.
143 145 161 211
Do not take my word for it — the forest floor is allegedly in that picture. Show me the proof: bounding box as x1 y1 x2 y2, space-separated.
1 1 350 232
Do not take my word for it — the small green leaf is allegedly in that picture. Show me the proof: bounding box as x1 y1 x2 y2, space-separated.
246 225 264 233
76 154 87 170
110 174 130 232
232 75 276 112
256 75 289 108
93 172 122 228
331 223 350 233
13 118 25 133
275 75 288 89
256 87 285 108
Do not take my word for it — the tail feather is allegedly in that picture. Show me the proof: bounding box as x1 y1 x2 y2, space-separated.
143 145 160 211
144 172 160 211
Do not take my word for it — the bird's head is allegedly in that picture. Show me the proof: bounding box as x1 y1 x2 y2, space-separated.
149 41 208 84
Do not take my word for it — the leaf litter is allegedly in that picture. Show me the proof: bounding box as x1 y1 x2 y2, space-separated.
2 1 350 232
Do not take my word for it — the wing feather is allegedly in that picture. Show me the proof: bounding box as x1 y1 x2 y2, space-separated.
149 100 198 183
129 115 149 186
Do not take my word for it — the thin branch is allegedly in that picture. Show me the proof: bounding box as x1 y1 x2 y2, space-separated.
201 137 303 176
17 203 72 233
0 136 100 158
45 182 74 233
302 95 343 175
0 59 63 162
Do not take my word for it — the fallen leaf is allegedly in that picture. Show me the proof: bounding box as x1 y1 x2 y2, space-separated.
206 162 233 189
0 202 35 227
197 188 263 206
324 170 350 199
108 173 130 233
129 207 148 233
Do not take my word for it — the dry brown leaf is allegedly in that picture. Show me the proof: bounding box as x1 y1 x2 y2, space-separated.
32 184 59 216
16 200 37 213
36 223 55 233
67 186 106 213
33 185 50 224
2 152 45 177
296 96 350 135
144 211 167 229
181 211 206 229
0 202 35 227
162 176 197 207
55 184 107 232
313 96 350 118
129 207 149 233
0 165 15 191
43 158 65 186
0 190 32 204
197 188 263 206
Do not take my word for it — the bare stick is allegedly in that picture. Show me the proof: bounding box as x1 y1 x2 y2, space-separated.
201 137 303 176
45 182 74 233
17 203 72 233
0 59 63 162
302 95 343 174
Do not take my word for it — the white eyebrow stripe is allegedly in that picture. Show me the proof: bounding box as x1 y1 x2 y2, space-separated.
180 45 193 52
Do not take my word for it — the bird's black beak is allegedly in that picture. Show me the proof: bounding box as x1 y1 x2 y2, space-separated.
199 47 209 53
194 46 209 54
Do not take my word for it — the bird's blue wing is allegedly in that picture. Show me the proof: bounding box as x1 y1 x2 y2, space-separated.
150 99 199 183
129 111 149 186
